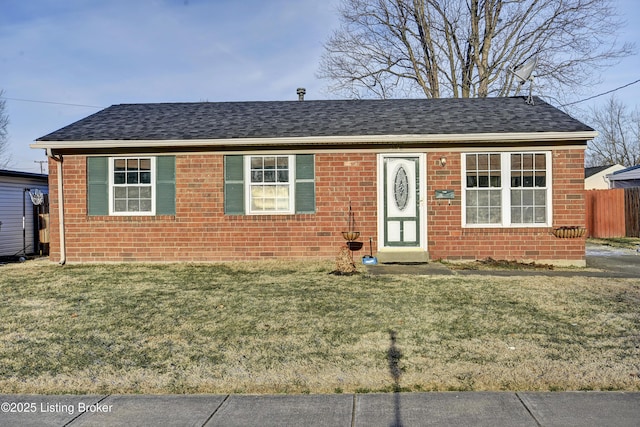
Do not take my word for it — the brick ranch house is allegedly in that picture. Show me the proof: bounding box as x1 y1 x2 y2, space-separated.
31 97 596 266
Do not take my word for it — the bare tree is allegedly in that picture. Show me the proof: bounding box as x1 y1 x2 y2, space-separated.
319 0 634 99
0 90 12 168
586 96 640 168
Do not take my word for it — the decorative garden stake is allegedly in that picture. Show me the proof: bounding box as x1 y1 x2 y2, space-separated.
341 200 360 244
334 200 361 274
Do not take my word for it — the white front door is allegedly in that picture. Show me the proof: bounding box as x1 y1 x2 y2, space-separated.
380 155 424 248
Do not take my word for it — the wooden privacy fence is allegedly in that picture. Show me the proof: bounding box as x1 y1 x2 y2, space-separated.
585 188 640 238
626 187 640 237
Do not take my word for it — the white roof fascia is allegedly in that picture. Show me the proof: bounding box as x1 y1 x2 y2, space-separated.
31 131 598 150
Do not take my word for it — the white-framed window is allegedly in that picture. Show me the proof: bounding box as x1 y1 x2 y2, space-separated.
245 155 295 214
509 153 548 224
109 157 156 215
462 152 551 227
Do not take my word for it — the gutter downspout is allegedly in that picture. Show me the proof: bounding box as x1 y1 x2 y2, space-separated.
46 149 66 265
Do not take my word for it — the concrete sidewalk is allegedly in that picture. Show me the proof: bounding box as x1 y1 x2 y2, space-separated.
364 263 640 278
1 392 639 426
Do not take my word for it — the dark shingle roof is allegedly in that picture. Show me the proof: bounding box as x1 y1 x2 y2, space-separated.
0 169 48 180
585 165 615 178
37 96 593 142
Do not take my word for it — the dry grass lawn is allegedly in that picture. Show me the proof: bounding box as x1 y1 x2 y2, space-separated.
0 259 639 394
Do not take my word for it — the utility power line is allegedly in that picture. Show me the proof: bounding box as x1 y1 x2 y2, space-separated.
4 78 639 109
34 160 48 174
0 96 104 109
560 78 640 107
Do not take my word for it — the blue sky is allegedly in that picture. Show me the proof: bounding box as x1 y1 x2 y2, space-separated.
1 0 639 173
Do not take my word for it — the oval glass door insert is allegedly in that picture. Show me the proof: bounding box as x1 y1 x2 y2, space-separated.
393 166 409 210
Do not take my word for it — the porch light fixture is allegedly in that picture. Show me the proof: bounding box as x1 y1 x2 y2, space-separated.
439 156 447 167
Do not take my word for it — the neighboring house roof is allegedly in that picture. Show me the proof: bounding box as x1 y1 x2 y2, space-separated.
609 164 640 180
32 97 597 152
585 165 616 178
606 164 640 188
0 169 48 181
584 164 625 190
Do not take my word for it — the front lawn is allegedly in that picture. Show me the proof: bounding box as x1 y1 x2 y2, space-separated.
0 260 638 394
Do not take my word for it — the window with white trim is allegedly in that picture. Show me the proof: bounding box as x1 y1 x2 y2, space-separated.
465 153 502 224
109 157 156 215
510 153 548 224
246 155 294 214
462 152 551 227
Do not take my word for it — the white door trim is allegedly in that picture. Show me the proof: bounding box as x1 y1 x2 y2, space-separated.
377 153 427 252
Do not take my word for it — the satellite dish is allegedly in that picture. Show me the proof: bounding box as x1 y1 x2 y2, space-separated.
512 57 538 83
510 56 538 105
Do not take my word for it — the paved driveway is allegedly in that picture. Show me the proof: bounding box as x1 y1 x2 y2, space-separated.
586 243 640 277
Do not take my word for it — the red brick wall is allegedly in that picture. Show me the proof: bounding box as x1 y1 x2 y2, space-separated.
48 153 378 262
48 148 585 264
426 149 586 264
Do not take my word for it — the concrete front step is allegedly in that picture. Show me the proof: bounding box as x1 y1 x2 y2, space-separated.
376 249 429 263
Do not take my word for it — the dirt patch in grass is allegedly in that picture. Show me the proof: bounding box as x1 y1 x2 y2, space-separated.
0 260 639 394
448 257 555 271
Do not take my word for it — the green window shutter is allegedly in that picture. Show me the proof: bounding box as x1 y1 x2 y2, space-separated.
156 156 176 215
87 157 108 216
295 154 315 214
224 155 245 214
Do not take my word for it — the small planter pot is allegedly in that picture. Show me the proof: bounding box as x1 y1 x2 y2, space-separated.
552 226 586 238
346 241 363 251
